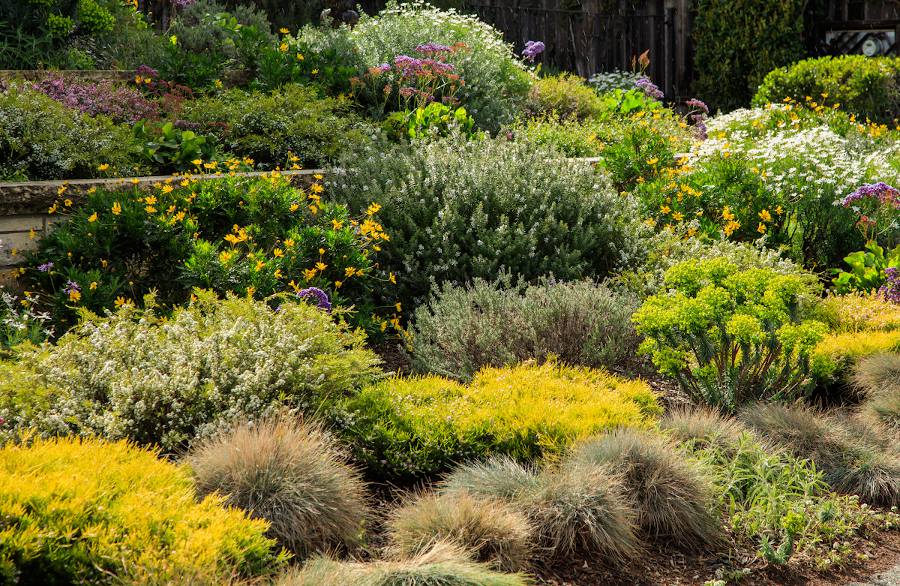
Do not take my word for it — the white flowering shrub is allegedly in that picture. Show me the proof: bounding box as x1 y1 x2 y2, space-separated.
351 1 532 131
328 135 646 309
16 291 381 452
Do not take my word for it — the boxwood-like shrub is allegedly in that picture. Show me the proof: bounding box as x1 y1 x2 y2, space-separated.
754 55 900 123
334 360 660 480
0 436 285 584
10 291 380 453
328 135 645 310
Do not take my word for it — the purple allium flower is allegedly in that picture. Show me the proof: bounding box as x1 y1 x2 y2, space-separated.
63 280 81 295
635 77 664 100
522 40 545 62
686 98 709 115
841 182 900 208
415 42 452 55
37 262 54 273
297 287 332 312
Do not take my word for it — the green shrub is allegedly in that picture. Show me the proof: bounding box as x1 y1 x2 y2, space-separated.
409 278 639 381
189 416 369 559
754 56 900 123
386 492 534 572
810 330 900 384
567 429 722 551
598 114 684 193
526 73 603 120
510 113 605 158
632 258 826 411
350 1 532 131
741 403 900 507
815 292 900 333
336 361 660 480
26 174 397 334
0 85 138 181
0 436 285 584
0 288 52 353
689 428 894 567
12 291 380 453
328 135 645 309
179 85 369 169
277 541 530 586
693 0 806 111
0 361 57 445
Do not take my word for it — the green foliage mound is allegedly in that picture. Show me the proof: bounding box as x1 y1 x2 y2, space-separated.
754 55 900 123
0 436 284 584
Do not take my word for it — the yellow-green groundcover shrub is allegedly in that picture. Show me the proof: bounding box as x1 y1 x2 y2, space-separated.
0 436 286 585
335 360 660 480
811 330 900 384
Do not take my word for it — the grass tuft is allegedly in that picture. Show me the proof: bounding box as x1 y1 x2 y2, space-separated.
659 406 749 453
387 491 534 572
189 415 369 559
275 541 532 586
441 456 541 501
567 429 722 551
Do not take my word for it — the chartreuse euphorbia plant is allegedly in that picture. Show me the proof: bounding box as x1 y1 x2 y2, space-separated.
632 258 826 411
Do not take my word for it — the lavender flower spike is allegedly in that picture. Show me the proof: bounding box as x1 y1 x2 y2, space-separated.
522 40 545 62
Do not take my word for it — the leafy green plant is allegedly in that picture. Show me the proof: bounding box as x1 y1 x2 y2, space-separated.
754 55 900 123
632 258 827 411
409 278 639 381
335 360 660 480
811 330 900 384
525 73 604 120
0 436 285 584
190 416 369 559
133 120 219 173
9 291 381 453
384 103 475 141
833 241 900 294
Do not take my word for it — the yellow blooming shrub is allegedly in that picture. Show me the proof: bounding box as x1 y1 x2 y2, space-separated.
335 360 660 480
815 292 900 333
26 173 400 335
0 436 285 584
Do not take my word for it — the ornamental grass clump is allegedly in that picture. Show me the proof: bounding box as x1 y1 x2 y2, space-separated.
854 353 900 436
328 134 644 310
740 403 900 506
189 416 369 559
386 492 534 572
336 360 660 480
659 406 750 454
0 436 285 584
632 258 827 411
566 429 722 551
409 277 640 381
440 457 541 502
276 541 530 586
17 290 380 453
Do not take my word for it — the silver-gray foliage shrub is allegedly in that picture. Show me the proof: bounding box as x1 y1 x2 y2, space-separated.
410 278 640 381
